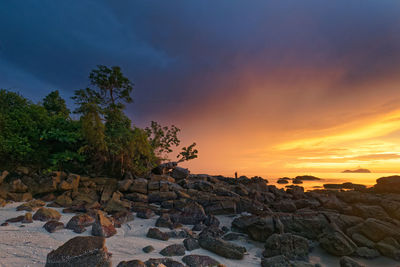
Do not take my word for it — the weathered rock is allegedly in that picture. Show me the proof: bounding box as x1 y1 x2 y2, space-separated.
339 256 365 267
10 179 28 193
147 228 170 241
156 214 175 229
112 211 134 227
130 178 148 194
137 209 155 219
58 174 80 192
117 260 146 267
272 200 297 213
171 201 207 225
232 215 276 242
45 236 111 267
6 215 25 223
171 167 190 180
263 233 309 261
66 214 95 233
33 208 61 222
22 212 33 223
374 175 400 193
148 191 177 203
91 211 117 238
160 244 186 256
118 179 133 192
182 254 220 267
54 192 73 207
17 199 46 211
376 237 400 260
44 220 64 233
352 204 389 220
145 258 184 267
142 245 155 253
184 237 200 251
261 255 291 267
357 218 400 242
125 192 148 203
198 235 246 259
355 247 380 259
351 233 375 249
7 192 32 202
277 178 290 184
319 230 357 256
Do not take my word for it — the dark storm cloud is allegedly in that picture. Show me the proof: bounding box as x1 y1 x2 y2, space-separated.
1 0 400 123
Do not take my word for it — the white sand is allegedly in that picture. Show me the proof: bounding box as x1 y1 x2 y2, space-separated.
0 203 262 267
0 202 399 267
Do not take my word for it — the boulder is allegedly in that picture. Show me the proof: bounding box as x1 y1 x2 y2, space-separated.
148 191 177 203
261 255 291 267
198 234 246 259
129 178 148 194
45 236 111 267
352 204 389 220
66 214 95 233
263 233 309 261
144 258 184 267
117 260 146 267
184 237 200 251
160 244 186 256
10 179 28 193
22 212 33 223
319 230 357 256
142 245 155 253
146 228 170 241
171 201 207 225
182 255 220 267
33 208 61 222
91 211 117 238
16 199 46 211
232 215 276 242
339 256 365 267
374 176 400 193
171 167 190 180
117 179 133 192
136 209 155 219
376 237 400 260
357 218 400 242
355 247 380 259
7 192 32 202
44 221 64 233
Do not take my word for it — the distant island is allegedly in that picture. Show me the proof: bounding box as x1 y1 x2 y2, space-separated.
342 168 371 173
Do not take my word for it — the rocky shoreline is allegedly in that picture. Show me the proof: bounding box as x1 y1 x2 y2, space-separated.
1 166 400 266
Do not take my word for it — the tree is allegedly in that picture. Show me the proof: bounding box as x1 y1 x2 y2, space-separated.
0 90 49 168
89 65 133 109
42 90 70 118
145 121 180 160
177 142 198 163
72 88 107 173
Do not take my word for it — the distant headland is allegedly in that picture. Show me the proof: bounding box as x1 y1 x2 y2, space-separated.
342 168 371 173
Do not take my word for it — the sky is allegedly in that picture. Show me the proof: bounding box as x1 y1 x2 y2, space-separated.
1 1 400 176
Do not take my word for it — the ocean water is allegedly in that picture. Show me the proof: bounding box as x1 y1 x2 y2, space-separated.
266 172 400 191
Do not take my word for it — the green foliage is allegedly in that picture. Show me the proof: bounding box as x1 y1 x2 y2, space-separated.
145 121 180 159
89 65 133 109
42 90 70 118
177 142 198 163
0 65 198 177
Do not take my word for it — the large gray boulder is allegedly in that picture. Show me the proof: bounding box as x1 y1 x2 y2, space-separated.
319 230 357 256
45 236 111 267
263 233 309 261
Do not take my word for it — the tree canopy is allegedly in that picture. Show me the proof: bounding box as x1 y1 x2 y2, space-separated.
0 65 198 177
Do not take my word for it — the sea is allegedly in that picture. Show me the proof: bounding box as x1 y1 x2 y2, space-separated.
266 172 400 191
